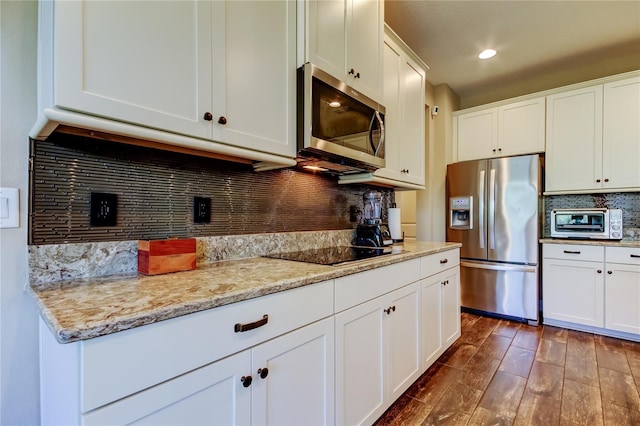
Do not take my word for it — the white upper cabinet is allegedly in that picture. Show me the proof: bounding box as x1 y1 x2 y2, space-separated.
602 77 640 190
375 28 426 187
546 76 640 193
338 25 428 190
455 97 545 162
304 0 383 102
35 0 297 163
49 0 212 139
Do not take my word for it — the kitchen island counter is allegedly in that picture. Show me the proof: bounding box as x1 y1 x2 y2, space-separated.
30 241 460 343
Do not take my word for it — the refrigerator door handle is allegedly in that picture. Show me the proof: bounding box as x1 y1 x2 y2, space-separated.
478 169 485 249
461 261 536 273
488 168 496 250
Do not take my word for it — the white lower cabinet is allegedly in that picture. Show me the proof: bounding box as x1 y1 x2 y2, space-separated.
421 266 461 369
84 317 334 425
335 282 420 426
542 243 640 340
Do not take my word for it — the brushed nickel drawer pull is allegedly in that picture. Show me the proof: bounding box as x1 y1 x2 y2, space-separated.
235 314 269 333
563 250 581 254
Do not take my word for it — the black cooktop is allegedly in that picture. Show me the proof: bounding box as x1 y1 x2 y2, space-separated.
265 246 404 266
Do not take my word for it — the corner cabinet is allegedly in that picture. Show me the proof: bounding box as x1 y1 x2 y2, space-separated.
542 243 640 341
338 25 428 190
304 0 384 102
545 76 640 194
454 97 545 162
36 0 297 161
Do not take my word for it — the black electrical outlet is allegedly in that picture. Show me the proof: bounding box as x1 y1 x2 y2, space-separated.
193 196 211 223
90 192 117 226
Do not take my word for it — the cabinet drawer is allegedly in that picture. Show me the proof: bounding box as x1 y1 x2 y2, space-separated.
543 244 604 262
334 259 420 313
81 280 333 412
420 249 460 278
606 246 640 265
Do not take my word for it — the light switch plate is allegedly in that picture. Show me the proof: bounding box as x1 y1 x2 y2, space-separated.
0 188 19 228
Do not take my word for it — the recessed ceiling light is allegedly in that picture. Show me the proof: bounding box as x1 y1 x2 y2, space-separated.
479 49 497 59
328 101 341 108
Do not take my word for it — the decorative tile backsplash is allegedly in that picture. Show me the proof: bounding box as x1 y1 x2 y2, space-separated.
30 134 393 244
543 192 640 237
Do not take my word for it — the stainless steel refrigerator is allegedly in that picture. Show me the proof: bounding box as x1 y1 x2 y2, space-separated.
446 154 542 324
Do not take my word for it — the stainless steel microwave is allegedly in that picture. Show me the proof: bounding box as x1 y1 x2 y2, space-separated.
550 208 623 240
296 63 385 173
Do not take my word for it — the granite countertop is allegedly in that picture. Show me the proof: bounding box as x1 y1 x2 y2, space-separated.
30 241 461 344
539 238 640 248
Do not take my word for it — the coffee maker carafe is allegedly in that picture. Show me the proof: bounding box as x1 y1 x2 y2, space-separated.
355 190 393 247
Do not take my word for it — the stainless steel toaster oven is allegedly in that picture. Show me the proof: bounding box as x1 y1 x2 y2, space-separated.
550 208 623 240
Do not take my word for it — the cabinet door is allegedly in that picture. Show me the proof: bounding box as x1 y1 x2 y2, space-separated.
605 263 640 335
379 38 402 177
421 276 443 369
305 0 346 81
346 0 383 100
83 351 251 426
545 86 603 192
398 57 426 185
212 0 296 158
457 109 498 161
335 297 385 426
602 77 640 190
498 97 545 157
252 317 335 426
542 258 605 327
442 268 461 347
386 283 421 401
53 0 212 139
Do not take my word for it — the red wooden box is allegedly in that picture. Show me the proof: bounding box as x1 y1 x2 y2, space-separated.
138 238 197 275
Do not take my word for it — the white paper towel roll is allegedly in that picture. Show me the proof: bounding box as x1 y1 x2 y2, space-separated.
388 208 402 241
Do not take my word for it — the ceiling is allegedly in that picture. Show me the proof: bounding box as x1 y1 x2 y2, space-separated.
384 0 640 108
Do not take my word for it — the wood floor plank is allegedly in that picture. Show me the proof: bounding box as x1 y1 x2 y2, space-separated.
477 370 527 418
421 382 483 425
468 406 514 426
437 340 478 369
595 342 632 374
374 395 431 426
492 318 522 338
598 367 640 411
603 399 640 426
461 312 480 329
560 379 603 426
542 325 568 343
457 352 502 392
564 338 599 387
499 346 535 378
512 325 542 351
474 334 512 361
626 350 640 394
460 317 497 346
525 360 564 400
405 362 460 412
535 338 567 366
514 389 561 426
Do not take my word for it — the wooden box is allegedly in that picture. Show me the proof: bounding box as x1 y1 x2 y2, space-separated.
138 238 197 275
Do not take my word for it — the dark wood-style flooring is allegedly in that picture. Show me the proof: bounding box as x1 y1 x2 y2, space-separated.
375 312 640 425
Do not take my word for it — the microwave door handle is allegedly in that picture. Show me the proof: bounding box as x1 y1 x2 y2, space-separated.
369 111 385 157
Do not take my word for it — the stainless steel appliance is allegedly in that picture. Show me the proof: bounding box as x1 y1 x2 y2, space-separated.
446 154 542 324
297 63 385 173
550 208 623 240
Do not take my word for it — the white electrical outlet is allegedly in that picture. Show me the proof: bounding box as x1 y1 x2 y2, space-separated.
0 188 19 228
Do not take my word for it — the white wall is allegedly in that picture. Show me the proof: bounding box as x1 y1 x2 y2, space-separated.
0 1 40 424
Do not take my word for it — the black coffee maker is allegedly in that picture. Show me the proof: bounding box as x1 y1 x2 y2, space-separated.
355 190 393 247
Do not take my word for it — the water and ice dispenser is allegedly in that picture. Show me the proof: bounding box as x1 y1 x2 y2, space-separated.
449 196 473 230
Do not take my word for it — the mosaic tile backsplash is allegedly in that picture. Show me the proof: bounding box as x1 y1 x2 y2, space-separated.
543 192 640 237
30 134 393 244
